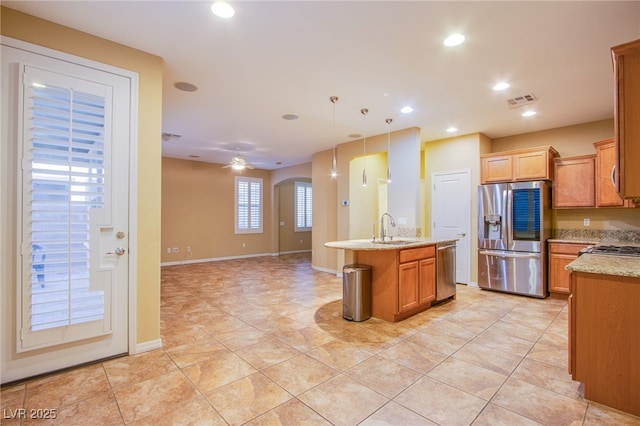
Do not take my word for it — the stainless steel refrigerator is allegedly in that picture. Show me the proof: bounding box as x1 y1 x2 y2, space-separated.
477 181 552 298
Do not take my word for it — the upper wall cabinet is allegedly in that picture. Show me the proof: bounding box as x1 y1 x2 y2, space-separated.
552 139 636 209
594 138 636 208
481 146 559 184
553 155 596 208
612 39 640 201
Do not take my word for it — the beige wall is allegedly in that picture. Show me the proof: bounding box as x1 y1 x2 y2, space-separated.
161 158 273 262
276 179 312 253
311 149 338 272
161 159 312 261
492 119 614 157
1 7 163 345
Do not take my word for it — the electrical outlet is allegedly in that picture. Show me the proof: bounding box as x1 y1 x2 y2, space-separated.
186 246 191 252
242 243 246 248
172 247 179 253
300 239 303 244
166 247 171 253
583 218 590 227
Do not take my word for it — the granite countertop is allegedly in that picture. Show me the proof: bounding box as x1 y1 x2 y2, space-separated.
547 238 598 245
566 254 640 278
324 238 456 251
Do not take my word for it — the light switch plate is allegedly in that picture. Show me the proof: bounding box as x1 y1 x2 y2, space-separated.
583 218 590 226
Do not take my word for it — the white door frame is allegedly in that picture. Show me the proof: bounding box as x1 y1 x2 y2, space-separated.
431 169 471 285
0 36 139 383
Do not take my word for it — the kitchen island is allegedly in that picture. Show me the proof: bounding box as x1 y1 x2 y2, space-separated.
325 238 456 322
566 252 640 417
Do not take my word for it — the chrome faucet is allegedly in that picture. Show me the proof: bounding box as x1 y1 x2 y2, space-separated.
379 212 396 242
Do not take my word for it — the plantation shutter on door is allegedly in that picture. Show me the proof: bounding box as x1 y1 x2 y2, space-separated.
20 65 113 351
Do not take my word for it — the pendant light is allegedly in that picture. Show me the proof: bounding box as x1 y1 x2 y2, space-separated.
330 96 338 177
361 108 369 187
385 118 393 183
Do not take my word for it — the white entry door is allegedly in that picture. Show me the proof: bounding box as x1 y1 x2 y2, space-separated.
432 170 471 285
1 43 133 383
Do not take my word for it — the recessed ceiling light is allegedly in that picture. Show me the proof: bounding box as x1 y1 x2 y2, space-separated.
444 33 465 47
174 82 198 92
211 1 235 18
348 133 362 138
400 106 414 114
282 114 298 120
522 110 537 117
188 155 200 158
446 127 458 133
493 82 510 91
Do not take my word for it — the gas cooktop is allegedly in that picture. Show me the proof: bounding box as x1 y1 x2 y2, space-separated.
580 245 640 257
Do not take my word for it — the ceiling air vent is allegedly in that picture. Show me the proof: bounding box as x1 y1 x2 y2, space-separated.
507 93 537 109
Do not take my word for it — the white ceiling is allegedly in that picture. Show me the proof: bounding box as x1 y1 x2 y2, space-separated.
5 1 640 169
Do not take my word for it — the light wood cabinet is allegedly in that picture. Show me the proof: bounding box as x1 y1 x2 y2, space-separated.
481 154 512 183
548 242 588 294
552 155 595 208
612 39 640 201
594 138 636 207
398 256 435 313
570 271 640 417
481 146 558 184
357 245 436 322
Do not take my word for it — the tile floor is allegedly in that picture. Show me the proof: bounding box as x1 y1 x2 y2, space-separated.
2 253 640 425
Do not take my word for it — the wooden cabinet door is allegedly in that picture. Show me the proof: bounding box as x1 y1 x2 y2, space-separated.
613 39 640 200
514 150 549 181
548 243 588 294
549 253 576 294
553 156 595 208
595 138 625 207
481 155 512 183
398 261 419 313
418 258 436 305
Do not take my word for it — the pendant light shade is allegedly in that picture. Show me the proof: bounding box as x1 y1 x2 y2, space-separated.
386 118 393 183
330 96 338 177
361 108 369 187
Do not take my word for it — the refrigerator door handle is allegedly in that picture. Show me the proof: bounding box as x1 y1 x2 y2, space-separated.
479 250 541 259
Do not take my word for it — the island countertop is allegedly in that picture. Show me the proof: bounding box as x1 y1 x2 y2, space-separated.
566 253 640 278
324 238 456 251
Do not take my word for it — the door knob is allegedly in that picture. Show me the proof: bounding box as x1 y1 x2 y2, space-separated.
107 247 126 256
456 233 467 237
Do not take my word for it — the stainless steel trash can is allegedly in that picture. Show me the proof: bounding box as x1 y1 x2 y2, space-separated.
342 264 371 321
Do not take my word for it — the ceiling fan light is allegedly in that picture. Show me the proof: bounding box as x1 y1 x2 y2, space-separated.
211 1 235 18
232 163 245 170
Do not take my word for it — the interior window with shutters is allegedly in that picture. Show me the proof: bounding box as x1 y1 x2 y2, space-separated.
235 176 263 233
294 181 312 232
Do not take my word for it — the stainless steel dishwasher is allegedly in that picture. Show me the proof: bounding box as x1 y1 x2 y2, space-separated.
436 242 457 301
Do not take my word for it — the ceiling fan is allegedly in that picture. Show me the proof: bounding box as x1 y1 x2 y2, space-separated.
223 147 255 170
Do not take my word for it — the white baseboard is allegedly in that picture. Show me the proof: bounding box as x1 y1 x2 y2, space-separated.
278 249 312 255
161 252 276 267
311 264 339 276
468 281 479 288
133 338 162 354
